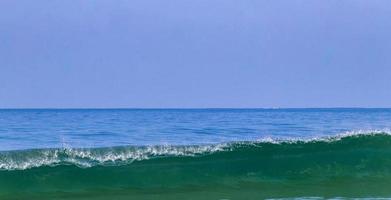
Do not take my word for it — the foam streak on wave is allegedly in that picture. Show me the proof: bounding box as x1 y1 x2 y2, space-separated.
1 130 391 171
0 144 228 170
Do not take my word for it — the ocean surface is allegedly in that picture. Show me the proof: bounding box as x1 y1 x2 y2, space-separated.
1 108 391 199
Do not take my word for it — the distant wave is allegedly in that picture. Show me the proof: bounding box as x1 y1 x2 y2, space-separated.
2 130 391 199
1 130 391 170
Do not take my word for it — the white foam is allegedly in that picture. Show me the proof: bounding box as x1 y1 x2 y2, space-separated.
255 129 391 144
0 143 228 170
1 129 391 171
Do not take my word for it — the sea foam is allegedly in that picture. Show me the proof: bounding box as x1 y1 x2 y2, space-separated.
1 130 391 171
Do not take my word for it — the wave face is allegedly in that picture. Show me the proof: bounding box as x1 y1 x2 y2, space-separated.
2 132 391 199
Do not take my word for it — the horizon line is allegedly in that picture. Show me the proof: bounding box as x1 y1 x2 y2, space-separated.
0 107 390 110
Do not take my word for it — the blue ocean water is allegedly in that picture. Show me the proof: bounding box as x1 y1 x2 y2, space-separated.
1 108 391 151
2 108 391 199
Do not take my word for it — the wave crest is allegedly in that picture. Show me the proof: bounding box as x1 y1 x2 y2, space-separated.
1 130 391 171
0 144 228 170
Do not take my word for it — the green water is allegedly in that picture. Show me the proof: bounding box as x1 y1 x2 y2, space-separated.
2 134 391 199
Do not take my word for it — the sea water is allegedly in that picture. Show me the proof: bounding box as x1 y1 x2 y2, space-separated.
1 108 391 199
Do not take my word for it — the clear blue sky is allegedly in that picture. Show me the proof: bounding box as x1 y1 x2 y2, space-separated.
0 0 390 108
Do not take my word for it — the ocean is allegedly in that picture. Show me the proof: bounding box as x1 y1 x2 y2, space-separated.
1 108 391 199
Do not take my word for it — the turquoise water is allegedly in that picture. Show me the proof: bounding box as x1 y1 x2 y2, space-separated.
1 108 391 199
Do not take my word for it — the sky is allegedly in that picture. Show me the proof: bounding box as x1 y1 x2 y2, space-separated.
0 0 390 108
